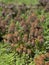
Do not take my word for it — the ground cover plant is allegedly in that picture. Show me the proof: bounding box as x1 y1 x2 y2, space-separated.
0 0 49 65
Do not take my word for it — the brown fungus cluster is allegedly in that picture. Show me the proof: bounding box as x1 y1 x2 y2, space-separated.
34 53 49 65
3 13 44 44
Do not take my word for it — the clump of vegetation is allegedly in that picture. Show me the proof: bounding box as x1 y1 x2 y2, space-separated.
39 0 49 6
0 1 49 65
0 3 44 56
39 0 49 12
